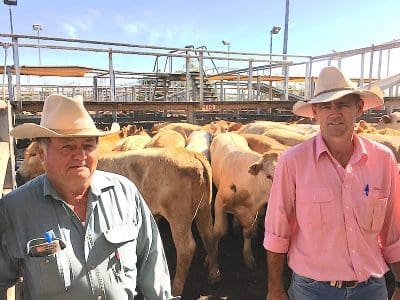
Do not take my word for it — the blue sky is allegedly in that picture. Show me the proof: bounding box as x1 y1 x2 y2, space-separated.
1 1 399 54
0 0 399 81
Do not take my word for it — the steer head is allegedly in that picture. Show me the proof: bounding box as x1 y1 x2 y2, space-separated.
17 141 45 184
248 151 280 178
379 115 392 124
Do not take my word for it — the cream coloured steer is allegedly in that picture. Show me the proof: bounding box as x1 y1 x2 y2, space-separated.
210 132 280 269
151 122 202 137
145 129 186 148
16 143 219 296
240 133 288 154
185 130 212 161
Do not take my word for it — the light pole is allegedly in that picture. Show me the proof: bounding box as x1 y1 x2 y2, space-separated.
282 0 290 100
3 0 17 34
32 24 42 65
269 26 281 100
221 40 230 71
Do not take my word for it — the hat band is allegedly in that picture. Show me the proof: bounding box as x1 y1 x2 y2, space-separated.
314 87 356 98
50 128 99 134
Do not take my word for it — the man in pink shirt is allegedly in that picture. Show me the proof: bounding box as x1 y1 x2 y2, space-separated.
264 66 400 300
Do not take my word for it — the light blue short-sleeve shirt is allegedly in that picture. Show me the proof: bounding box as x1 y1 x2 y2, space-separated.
0 170 174 299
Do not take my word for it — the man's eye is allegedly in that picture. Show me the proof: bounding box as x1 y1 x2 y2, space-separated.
62 145 73 150
84 144 97 151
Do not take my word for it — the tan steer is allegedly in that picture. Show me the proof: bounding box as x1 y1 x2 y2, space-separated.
210 132 279 269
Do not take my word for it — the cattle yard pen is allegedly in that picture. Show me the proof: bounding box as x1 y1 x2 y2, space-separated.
2 34 400 299
1 33 400 188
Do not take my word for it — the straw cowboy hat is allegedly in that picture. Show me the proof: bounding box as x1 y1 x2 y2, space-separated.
292 66 384 118
10 94 116 139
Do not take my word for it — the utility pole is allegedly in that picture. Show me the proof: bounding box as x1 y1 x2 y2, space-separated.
4 0 17 34
282 0 289 100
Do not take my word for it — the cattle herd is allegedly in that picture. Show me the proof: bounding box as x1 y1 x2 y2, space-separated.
12 111 400 299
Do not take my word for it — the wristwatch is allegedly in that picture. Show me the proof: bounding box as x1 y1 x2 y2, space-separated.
396 281 400 288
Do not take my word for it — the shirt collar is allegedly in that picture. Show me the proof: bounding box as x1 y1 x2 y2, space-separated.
43 176 63 200
314 132 368 163
90 170 115 196
43 170 114 200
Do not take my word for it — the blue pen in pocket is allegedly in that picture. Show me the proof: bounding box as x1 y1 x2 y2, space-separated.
44 230 55 243
364 184 369 196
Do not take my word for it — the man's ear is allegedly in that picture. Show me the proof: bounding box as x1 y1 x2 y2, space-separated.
38 144 45 162
357 99 365 117
311 104 318 121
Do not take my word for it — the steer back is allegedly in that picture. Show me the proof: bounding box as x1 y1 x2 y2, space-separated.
97 148 210 218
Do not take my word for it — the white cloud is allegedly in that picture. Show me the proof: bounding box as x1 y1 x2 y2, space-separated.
124 23 139 35
148 29 161 44
63 24 77 38
113 14 141 36
61 9 101 38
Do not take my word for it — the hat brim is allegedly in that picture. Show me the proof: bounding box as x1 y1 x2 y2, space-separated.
292 89 384 118
10 123 118 139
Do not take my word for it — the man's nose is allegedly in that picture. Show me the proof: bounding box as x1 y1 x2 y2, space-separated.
73 147 87 158
331 104 342 113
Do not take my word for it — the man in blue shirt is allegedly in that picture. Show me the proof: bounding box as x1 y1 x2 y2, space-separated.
0 94 175 299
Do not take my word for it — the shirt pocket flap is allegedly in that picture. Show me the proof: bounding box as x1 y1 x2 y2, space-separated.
104 225 138 244
297 187 334 203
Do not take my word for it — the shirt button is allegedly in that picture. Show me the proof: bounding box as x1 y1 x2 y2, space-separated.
97 296 102 300
45 259 50 264
349 227 353 231
346 206 350 209
90 265 96 270
352 250 356 254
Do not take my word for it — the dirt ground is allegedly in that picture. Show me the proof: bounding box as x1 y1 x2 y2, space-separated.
157 216 288 300
155 216 395 300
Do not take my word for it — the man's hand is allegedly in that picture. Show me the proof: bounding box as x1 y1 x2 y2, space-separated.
266 251 288 300
266 290 289 300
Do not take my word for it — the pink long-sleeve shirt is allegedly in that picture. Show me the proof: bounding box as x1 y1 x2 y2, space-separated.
264 133 400 282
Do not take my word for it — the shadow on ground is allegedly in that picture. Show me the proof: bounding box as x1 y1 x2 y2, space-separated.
137 216 395 300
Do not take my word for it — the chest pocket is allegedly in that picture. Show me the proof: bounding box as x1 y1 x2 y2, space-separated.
104 224 139 278
296 187 336 228
25 242 73 296
354 189 388 233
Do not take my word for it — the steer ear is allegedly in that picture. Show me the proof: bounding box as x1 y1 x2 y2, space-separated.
228 122 242 132
248 162 262 175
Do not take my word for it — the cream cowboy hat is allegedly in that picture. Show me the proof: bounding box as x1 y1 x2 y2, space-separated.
292 66 384 118
10 94 116 139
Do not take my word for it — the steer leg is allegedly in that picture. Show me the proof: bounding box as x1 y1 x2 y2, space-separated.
195 206 220 285
168 219 196 296
242 226 257 269
213 193 228 239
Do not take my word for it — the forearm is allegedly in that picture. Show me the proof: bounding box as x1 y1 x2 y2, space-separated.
266 250 287 293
